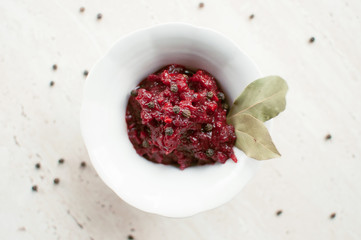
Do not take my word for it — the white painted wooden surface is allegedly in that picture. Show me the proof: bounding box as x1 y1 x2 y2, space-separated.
1 0 361 239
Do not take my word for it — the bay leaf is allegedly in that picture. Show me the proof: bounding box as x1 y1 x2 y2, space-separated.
227 76 288 122
228 113 280 160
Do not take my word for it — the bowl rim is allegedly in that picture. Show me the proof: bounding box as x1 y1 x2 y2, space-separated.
80 22 264 218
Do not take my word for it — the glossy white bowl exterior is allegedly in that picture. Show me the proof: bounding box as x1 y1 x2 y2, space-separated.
80 23 263 218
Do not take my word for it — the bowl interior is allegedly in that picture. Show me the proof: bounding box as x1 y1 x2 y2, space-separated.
81 23 262 217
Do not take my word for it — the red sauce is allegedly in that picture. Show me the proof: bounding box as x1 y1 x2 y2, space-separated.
126 64 237 169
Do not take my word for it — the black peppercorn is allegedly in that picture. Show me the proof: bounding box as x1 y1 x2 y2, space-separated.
131 89 138 97
330 213 336 219
142 140 150 148
165 127 174 136
170 84 178 93
217 92 225 101
309 37 315 43
53 178 60 184
97 13 102 20
52 64 57 71
206 149 214 157
35 163 41 169
182 109 191 118
58 158 64 164
80 161 86 167
184 70 195 76
199 2 204 8
49 81 55 87
204 123 213 132
32 185 38 192
83 70 89 77
147 102 155 108
276 210 283 216
207 91 213 99
173 105 180 114
222 103 229 110
249 14 254 19
325 134 332 140
79 7 85 13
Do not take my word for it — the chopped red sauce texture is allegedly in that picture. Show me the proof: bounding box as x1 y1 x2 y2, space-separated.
126 64 237 169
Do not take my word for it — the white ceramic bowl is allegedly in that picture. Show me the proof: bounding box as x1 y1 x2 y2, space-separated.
80 23 263 218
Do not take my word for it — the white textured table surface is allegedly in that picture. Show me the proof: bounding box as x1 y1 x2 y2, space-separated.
1 0 361 239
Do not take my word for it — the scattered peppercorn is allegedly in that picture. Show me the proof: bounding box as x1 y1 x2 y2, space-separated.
131 89 138 97
147 102 155 108
217 92 225 101
52 64 57 71
182 109 191 118
35 163 41 169
165 127 174 136
199 2 204 8
142 140 149 148
80 161 87 167
173 105 180 114
32 185 38 192
330 212 336 219
170 84 178 93
325 134 332 140
49 81 55 87
97 13 102 20
83 70 89 77
58 158 64 164
128 235 134 240
53 178 60 184
79 7 85 13
249 14 254 19
309 37 315 43
204 123 213 132
222 103 229 110
276 210 283 216
207 91 214 99
206 149 214 157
